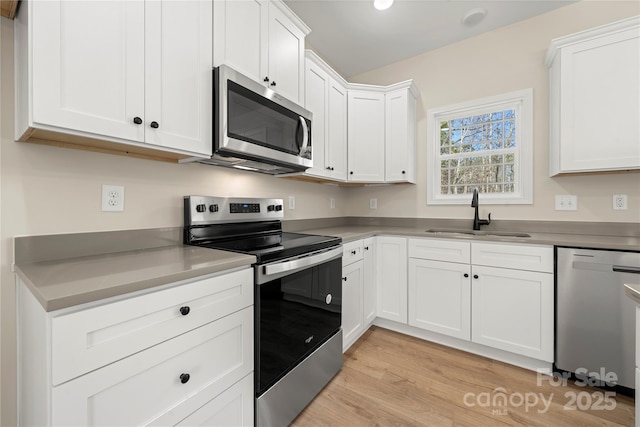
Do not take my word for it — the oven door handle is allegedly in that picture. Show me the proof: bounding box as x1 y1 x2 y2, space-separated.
264 247 342 276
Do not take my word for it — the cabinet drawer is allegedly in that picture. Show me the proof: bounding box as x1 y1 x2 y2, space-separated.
51 268 253 385
343 240 363 266
471 242 553 273
408 238 470 263
174 373 254 426
52 307 253 426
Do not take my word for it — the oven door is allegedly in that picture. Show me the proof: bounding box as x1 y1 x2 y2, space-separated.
255 247 342 396
216 65 312 170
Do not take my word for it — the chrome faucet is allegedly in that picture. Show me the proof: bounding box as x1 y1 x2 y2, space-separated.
471 188 491 231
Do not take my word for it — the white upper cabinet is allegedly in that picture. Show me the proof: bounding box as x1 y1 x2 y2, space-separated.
347 89 386 183
347 81 418 184
214 0 309 104
385 85 418 183
15 0 213 159
546 17 640 176
304 51 347 181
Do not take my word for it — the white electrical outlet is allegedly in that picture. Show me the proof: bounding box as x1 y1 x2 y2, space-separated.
370 198 378 209
330 198 336 209
288 195 296 210
613 194 628 210
102 185 124 212
555 195 577 211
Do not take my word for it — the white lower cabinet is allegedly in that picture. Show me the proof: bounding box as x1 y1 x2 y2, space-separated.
18 268 254 427
342 259 364 350
407 238 554 362
408 258 471 340
341 238 376 351
376 236 408 323
471 265 553 361
176 374 254 427
362 237 376 326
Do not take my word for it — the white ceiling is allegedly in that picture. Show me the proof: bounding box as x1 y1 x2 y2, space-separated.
283 0 576 78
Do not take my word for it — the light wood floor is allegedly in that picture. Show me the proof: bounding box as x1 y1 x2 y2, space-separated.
291 326 634 427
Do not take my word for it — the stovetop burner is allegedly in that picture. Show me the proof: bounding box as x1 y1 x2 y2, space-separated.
183 196 341 264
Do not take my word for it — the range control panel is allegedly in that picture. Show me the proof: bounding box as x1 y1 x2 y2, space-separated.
184 196 284 225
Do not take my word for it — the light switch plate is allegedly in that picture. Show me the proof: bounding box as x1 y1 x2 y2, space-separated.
555 195 577 211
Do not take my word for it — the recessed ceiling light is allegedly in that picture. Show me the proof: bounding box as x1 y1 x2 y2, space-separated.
374 0 393 11
461 8 487 26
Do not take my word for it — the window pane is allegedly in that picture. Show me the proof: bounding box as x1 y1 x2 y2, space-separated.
428 91 531 205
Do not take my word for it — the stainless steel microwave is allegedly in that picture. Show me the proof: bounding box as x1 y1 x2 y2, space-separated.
196 64 312 175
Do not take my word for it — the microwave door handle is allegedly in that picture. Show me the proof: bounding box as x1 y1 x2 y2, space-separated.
298 116 309 155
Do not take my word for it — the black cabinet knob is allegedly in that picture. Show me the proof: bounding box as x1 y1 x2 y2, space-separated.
473 274 479 279
150 121 159 129
351 250 356 255
270 81 276 87
342 277 347 281
402 170 406 174
133 116 142 125
263 76 270 82
364 246 369 251
464 273 469 278
180 373 190 384
350 171 354 175
180 306 190 316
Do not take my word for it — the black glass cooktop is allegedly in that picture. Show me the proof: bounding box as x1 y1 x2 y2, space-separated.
194 231 341 264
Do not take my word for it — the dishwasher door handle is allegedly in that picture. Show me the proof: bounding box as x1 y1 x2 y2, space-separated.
613 265 640 274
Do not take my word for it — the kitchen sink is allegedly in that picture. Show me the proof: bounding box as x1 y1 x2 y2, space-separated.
424 228 531 238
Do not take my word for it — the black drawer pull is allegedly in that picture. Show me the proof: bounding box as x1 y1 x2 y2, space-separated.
464 273 469 278
180 373 190 384
133 116 142 125
180 306 191 316
473 274 479 279
150 121 159 129
351 250 356 255
342 277 347 281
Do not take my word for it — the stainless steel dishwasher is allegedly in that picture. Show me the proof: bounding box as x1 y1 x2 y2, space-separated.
556 247 640 391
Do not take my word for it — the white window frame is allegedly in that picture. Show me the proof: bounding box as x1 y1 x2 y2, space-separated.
426 89 533 205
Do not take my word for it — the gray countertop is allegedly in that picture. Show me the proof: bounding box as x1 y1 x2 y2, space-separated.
13 221 639 313
15 245 256 312
300 225 640 251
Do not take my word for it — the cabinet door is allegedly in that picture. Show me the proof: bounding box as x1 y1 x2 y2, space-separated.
471 266 553 361
362 237 376 326
145 0 212 156
304 60 329 177
385 88 416 183
213 0 268 84
326 78 348 181
558 26 640 172
52 308 253 426
30 0 145 142
348 91 385 182
342 261 364 351
408 259 471 340
267 2 305 103
376 236 407 323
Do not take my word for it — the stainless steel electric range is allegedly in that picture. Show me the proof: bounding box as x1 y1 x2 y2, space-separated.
184 196 343 426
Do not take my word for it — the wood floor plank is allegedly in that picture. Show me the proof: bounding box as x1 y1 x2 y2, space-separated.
291 327 634 427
